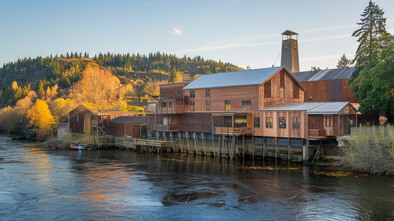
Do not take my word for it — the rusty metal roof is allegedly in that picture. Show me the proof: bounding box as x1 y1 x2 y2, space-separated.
183 67 283 90
282 30 298 35
260 102 351 114
111 116 146 124
292 67 354 82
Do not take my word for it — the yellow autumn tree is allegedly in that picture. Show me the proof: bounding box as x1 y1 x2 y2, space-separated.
50 98 75 123
27 99 56 140
70 66 127 111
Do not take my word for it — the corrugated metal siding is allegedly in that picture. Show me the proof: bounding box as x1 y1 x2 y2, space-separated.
292 67 354 82
183 67 283 90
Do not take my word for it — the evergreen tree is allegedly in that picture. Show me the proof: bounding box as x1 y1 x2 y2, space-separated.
352 0 388 67
168 67 179 83
311 66 321 71
350 37 393 113
336 54 352 68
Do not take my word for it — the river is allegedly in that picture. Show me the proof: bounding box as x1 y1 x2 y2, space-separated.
0 135 393 220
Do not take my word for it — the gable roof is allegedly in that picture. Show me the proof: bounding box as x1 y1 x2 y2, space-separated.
183 67 283 90
292 67 354 82
260 102 355 115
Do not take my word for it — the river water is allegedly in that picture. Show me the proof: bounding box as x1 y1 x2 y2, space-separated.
0 135 393 220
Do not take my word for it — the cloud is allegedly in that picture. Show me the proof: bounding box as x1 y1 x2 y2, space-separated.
171 27 183 35
174 22 361 54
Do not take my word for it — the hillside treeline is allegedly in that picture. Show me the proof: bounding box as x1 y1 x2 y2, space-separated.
0 53 241 139
0 52 242 107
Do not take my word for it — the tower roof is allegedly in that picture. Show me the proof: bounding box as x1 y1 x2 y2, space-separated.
282 30 298 36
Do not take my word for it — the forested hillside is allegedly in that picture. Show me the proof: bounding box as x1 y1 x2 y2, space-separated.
0 52 242 107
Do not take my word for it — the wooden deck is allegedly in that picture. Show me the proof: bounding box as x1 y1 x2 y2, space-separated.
214 127 253 135
114 137 175 152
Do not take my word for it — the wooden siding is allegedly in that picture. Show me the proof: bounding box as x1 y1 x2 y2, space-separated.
259 69 304 109
184 85 260 113
111 123 146 138
254 111 308 138
69 105 93 134
159 83 187 100
301 79 357 102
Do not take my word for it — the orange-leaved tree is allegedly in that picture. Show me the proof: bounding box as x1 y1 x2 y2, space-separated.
70 66 127 111
27 99 56 140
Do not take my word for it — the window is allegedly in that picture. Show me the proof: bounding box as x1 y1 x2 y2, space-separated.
189 115 195 124
168 102 172 107
162 102 167 107
254 117 260 128
280 86 285 98
225 100 231 111
234 117 247 127
241 100 252 106
205 89 210 97
190 101 195 112
279 117 286 129
190 90 195 98
266 117 273 128
76 115 79 122
163 117 169 125
324 116 333 127
206 101 211 111
292 117 300 129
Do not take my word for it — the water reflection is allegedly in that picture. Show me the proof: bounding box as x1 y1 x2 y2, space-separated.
0 135 393 220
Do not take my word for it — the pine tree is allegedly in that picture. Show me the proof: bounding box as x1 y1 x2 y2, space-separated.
352 1 387 67
336 54 352 69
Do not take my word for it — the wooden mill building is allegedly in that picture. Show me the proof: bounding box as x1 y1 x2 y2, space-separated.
292 67 357 102
110 116 147 138
147 66 357 139
69 105 138 136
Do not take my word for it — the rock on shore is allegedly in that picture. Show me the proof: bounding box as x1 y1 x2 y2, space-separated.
46 140 70 149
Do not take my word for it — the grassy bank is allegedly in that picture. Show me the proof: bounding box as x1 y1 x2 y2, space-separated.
339 126 394 175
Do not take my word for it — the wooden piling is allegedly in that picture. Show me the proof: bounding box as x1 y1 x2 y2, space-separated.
263 137 266 159
186 132 190 153
212 134 215 157
179 132 183 153
242 135 245 159
288 138 291 160
218 135 221 157
252 136 255 160
275 137 278 159
193 132 198 154
201 133 206 156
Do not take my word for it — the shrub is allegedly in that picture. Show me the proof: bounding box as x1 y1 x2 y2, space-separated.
339 126 394 175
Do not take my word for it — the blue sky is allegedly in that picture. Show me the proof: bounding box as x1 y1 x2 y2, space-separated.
0 0 393 71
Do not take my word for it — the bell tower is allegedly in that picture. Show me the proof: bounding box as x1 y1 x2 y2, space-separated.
281 30 300 73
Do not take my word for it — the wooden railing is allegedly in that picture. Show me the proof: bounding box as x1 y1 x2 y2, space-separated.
214 127 253 135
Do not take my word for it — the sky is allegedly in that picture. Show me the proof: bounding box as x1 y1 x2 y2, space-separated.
0 0 393 71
